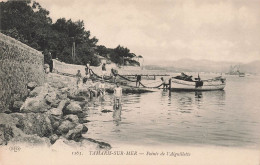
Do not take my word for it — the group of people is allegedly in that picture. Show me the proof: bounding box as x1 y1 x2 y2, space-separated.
75 63 122 108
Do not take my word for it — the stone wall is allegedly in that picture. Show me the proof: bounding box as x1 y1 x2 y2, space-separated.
0 33 45 112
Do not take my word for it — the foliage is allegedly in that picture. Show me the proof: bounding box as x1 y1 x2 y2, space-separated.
0 0 140 66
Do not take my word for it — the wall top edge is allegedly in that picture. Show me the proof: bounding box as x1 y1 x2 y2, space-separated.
0 32 43 56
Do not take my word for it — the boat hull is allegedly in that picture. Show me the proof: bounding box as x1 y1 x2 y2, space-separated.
171 78 226 91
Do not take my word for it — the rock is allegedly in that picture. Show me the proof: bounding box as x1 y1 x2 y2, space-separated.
82 124 88 134
65 124 83 141
51 137 82 150
12 101 24 112
27 82 38 90
50 81 66 89
29 86 44 97
48 115 61 130
56 120 76 135
3 109 12 114
45 91 59 106
63 102 82 115
101 109 113 113
48 108 62 116
64 115 79 123
0 124 14 145
47 99 68 116
49 134 59 144
11 113 53 138
9 129 51 147
67 95 85 101
79 118 91 124
76 112 87 119
0 113 51 146
56 91 67 100
21 97 50 113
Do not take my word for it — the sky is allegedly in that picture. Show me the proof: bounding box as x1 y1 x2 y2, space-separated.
36 0 260 64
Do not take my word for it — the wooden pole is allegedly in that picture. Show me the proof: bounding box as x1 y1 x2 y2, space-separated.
73 41 76 61
168 78 171 96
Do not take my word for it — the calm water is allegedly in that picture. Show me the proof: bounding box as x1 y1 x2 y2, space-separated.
83 74 260 148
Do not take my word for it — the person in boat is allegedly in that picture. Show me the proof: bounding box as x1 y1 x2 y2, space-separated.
113 82 122 108
76 70 82 88
136 75 142 87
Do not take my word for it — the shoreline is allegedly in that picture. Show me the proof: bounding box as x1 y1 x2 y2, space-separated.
0 66 156 151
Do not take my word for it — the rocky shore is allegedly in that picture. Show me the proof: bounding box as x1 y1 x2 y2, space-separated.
0 73 112 150
0 72 154 150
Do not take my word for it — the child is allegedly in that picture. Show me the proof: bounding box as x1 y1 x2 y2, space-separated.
113 82 122 108
76 70 82 88
98 80 106 96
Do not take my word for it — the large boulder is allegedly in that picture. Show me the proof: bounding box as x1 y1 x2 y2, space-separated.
0 124 14 145
47 100 68 117
48 108 62 116
56 120 76 135
64 115 79 123
20 97 50 113
65 124 83 141
29 86 44 97
27 82 38 90
0 113 51 146
48 115 61 130
63 102 82 115
11 101 24 112
45 91 59 107
49 134 59 144
8 126 51 147
11 113 53 138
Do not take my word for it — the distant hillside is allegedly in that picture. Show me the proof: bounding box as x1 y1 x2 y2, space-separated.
239 61 260 73
145 59 260 73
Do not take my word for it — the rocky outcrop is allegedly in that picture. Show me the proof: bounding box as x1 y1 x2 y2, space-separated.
63 102 82 115
0 72 116 150
57 120 76 135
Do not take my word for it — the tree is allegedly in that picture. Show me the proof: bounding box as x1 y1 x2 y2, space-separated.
0 1 139 66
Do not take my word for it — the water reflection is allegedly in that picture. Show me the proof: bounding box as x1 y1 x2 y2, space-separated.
84 76 259 148
195 91 203 99
159 90 226 113
113 105 122 126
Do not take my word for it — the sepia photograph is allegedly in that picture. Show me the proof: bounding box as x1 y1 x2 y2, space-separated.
0 0 259 164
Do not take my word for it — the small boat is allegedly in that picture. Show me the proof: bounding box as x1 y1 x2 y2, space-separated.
239 72 245 77
171 73 226 91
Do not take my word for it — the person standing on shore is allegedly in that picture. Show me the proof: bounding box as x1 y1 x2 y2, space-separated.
83 64 91 83
136 75 141 87
160 77 168 89
98 80 106 96
113 82 122 108
76 70 82 88
102 63 106 79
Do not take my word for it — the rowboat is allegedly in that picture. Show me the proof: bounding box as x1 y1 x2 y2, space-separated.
171 73 226 91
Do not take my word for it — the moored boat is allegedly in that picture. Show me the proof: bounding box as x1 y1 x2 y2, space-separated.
171 73 226 91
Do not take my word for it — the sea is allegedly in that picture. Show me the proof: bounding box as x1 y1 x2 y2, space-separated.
83 73 260 149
